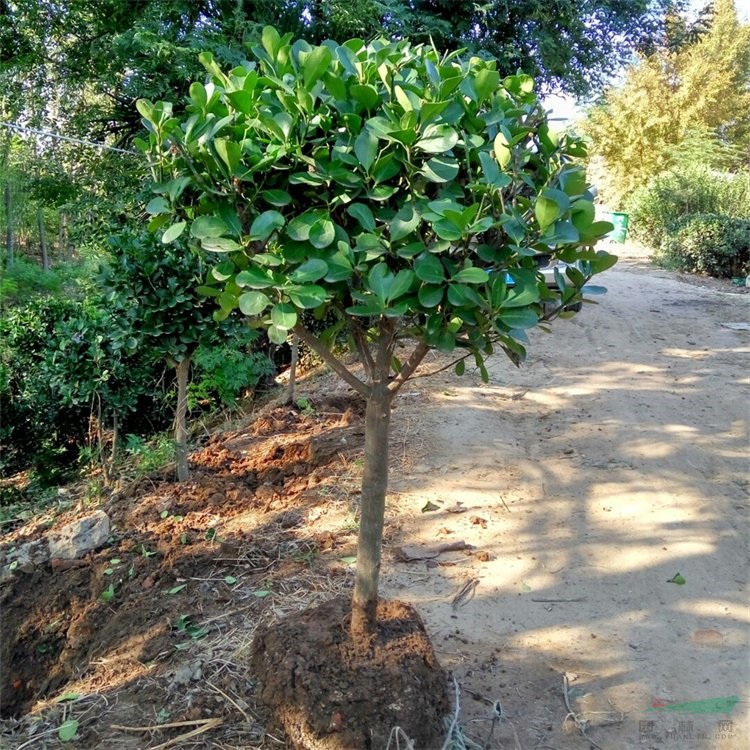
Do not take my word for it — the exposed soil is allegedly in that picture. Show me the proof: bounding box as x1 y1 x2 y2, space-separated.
1 245 748 750
251 595 449 749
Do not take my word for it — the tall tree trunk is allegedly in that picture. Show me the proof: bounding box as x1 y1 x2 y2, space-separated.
174 356 191 482
286 333 298 403
351 383 393 638
5 184 13 267
37 206 49 270
351 318 396 639
58 211 68 258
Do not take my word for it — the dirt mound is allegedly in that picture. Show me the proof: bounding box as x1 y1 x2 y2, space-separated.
0 394 365 726
251 595 450 749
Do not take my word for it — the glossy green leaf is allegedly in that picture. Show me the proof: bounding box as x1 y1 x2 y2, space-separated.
302 45 332 89
238 291 271 316
452 267 489 284
191 215 229 239
493 132 512 168
214 138 241 173
189 81 207 108
367 263 391 303
267 324 288 344
309 219 336 248
271 303 298 329
287 211 321 240
416 124 459 153
287 284 328 308
415 253 445 283
146 197 169 215
389 269 415 300
354 129 378 171
390 205 420 242
422 155 459 183
499 307 539 329
291 258 329 282
211 260 235 281
535 195 561 232
162 221 186 244
350 84 380 110
201 237 242 253
261 189 293 207
474 69 500 101
235 267 273 288
418 284 444 307
346 203 376 231
249 210 285 241
227 89 254 113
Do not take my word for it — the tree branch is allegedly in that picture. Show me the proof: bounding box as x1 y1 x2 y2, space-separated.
293 324 370 398
350 319 375 381
405 348 473 382
388 341 429 394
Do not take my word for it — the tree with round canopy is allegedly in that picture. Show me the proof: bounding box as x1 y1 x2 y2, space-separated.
138 28 616 637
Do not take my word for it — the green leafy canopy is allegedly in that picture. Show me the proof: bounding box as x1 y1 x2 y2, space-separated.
139 30 615 381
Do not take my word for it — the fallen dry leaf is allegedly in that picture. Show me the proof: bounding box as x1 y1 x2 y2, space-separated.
470 515 488 529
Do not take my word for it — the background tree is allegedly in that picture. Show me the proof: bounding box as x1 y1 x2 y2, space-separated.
583 0 750 206
97 230 223 481
140 29 616 636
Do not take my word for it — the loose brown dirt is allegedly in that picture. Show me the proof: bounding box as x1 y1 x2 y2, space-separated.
251 595 448 749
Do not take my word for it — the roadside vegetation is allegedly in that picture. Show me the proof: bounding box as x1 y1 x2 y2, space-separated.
583 0 750 280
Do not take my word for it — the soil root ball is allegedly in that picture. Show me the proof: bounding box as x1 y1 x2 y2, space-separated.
250 595 450 749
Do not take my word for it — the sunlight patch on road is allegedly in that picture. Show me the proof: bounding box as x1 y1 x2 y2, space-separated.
672 598 749 621
583 541 716 574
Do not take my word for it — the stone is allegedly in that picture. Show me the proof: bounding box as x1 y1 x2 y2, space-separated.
6 539 50 567
46 510 111 560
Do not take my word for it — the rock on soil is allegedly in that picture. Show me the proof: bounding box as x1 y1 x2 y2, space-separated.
251 595 450 750
46 510 111 560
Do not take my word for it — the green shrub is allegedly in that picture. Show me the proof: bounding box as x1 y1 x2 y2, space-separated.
0 297 88 477
626 166 750 246
191 327 275 408
657 214 750 278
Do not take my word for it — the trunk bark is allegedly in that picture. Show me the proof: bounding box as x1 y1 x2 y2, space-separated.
350 318 396 639
174 356 191 482
5 184 13 266
58 211 68 258
286 333 298 403
350 383 393 639
37 206 49 270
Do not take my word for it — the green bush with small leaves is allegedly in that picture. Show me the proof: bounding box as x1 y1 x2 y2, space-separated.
657 213 750 278
626 166 750 247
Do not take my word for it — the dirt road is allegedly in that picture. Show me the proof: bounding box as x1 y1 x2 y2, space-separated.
384 254 749 749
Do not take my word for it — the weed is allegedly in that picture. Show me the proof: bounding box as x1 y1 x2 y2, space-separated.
125 433 175 475
172 614 209 648
295 396 314 415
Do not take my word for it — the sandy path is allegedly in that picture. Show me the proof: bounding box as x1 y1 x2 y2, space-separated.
383 256 749 749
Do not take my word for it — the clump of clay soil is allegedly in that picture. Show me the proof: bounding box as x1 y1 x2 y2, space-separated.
251 595 450 750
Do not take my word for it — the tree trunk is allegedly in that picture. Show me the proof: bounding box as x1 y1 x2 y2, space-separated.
350 318 396 639
58 211 68 258
5 184 13 266
351 383 393 639
174 356 191 482
37 206 49 271
286 333 298 403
